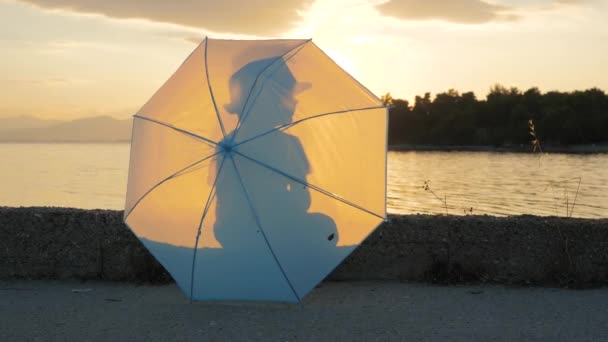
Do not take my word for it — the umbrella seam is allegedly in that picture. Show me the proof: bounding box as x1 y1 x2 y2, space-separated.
234 150 386 220
205 37 228 138
231 39 312 142
383 107 389 220
315 219 386 291
133 39 203 120
234 105 387 147
230 155 302 304
122 222 194 297
124 151 221 222
133 115 218 146
124 114 138 220
309 41 384 104
189 155 226 302
233 39 312 139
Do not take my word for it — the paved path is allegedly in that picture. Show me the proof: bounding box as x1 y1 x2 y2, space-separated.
1 281 607 341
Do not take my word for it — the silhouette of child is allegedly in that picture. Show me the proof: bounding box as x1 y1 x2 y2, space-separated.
212 57 338 254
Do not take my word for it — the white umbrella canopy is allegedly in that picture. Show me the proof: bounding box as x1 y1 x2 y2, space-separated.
124 38 387 303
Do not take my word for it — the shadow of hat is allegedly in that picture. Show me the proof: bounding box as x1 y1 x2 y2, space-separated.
224 58 311 115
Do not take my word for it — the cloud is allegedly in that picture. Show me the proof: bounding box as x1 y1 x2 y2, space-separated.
553 0 585 3
376 0 518 24
16 0 313 35
494 0 588 8
3 77 82 86
183 35 205 45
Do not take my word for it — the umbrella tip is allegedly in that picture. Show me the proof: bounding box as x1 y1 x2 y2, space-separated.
218 136 237 157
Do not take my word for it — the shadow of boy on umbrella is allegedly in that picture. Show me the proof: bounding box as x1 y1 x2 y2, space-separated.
211 56 341 270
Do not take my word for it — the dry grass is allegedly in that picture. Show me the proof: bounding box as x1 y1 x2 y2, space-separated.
529 118 581 218
422 180 448 215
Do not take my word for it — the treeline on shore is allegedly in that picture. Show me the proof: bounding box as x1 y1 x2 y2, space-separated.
386 85 608 147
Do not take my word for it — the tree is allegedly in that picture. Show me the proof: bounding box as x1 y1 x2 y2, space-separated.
386 86 608 147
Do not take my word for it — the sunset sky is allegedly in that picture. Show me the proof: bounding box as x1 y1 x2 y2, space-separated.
1 0 607 120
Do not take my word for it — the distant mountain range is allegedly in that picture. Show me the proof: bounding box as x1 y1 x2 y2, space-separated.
0 115 132 143
0 115 62 131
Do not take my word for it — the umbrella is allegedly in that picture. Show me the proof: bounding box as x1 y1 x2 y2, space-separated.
124 38 387 303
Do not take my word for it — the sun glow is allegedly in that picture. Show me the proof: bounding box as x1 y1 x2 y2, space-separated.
1 0 607 119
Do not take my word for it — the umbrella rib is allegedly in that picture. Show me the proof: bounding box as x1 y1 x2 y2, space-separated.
235 40 311 131
133 115 218 146
204 37 227 138
231 39 312 142
189 155 226 302
234 105 387 147
124 151 221 221
229 155 302 304
310 41 384 104
234 150 386 221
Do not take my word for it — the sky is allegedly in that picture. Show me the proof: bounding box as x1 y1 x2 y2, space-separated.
0 0 607 119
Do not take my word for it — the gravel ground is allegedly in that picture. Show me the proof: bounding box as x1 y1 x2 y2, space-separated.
2 280 607 341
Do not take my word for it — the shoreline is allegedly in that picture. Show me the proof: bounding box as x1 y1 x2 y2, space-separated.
1 141 607 154
0 140 130 144
1 207 607 288
389 144 608 154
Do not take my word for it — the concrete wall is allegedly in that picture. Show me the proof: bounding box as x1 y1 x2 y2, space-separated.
1 207 607 287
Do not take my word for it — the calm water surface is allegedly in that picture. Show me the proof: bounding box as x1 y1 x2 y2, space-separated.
1 143 606 218
388 150 607 218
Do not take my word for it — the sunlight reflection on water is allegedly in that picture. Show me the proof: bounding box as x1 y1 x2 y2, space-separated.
388 151 608 218
0 144 606 218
